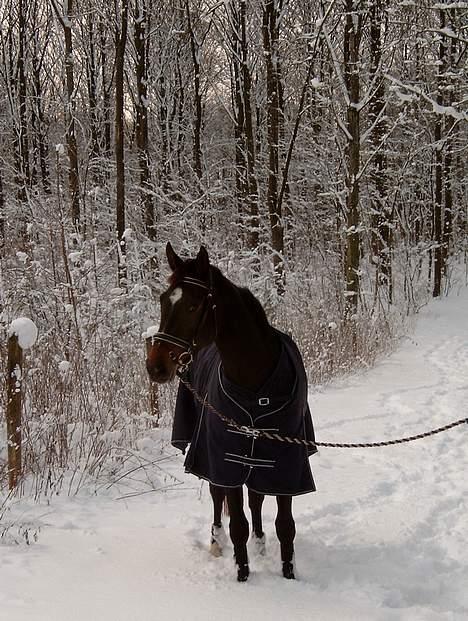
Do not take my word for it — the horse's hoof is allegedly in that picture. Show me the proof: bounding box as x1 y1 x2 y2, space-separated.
210 541 223 557
210 524 226 557
237 564 250 582
251 533 266 556
282 561 295 580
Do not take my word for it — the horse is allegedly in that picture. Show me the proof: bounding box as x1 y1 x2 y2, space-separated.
146 243 317 582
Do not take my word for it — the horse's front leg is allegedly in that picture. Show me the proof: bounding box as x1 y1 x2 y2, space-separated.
275 495 295 579
226 487 250 582
248 489 266 555
209 484 226 557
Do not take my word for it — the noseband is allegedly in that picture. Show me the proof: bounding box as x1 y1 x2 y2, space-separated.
151 276 215 374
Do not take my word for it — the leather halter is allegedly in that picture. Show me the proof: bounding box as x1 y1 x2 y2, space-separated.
151 276 215 373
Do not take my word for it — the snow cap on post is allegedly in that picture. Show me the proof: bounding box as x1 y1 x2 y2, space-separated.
8 317 38 349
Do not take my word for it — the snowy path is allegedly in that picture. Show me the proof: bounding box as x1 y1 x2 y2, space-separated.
2 285 468 621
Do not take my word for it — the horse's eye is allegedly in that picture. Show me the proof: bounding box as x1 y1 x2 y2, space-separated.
189 305 197 312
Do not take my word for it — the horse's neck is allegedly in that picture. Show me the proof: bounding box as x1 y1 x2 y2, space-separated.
213 274 280 390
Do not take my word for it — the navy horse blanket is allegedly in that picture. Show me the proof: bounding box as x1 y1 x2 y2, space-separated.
172 330 317 496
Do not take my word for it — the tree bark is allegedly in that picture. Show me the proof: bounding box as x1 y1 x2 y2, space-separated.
31 0 51 194
135 0 157 254
0 165 5 248
432 9 446 298
185 0 203 183
369 0 392 301
63 0 80 228
50 0 81 225
99 16 112 157
239 0 259 252
230 0 259 252
262 0 284 292
115 0 129 286
343 0 362 317
85 13 100 163
16 0 31 201
441 11 456 278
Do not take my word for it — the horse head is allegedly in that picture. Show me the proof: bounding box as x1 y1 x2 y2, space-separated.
146 242 214 383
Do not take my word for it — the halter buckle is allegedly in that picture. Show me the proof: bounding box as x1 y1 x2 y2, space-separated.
177 350 193 371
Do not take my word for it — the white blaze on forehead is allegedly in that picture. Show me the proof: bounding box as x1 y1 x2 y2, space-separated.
169 287 183 306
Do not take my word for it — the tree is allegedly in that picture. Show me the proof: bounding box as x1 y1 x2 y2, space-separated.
226 0 259 252
343 0 362 317
262 0 285 292
134 0 156 246
50 0 81 228
115 0 129 286
368 0 392 301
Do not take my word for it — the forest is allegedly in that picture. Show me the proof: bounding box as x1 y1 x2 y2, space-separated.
0 0 467 495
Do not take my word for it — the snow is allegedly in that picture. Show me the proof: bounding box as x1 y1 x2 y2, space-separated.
2 285 468 620
58 360 71 377
143 324 159 339
8 318 38 349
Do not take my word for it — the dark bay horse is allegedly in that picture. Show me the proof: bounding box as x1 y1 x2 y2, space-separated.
146 243 316 581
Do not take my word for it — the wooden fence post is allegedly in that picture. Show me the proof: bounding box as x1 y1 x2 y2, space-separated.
7 333 23 490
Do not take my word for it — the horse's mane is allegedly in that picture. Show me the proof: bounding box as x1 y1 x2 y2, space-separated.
168 260 270 331
216 267 270 331
237 286 270 329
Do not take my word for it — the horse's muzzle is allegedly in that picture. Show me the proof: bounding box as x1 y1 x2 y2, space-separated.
146 359 176 384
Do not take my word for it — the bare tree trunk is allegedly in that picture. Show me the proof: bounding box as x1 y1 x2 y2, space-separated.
63 0 80 228
441 12 456 278
31 0 51 194
85 13 100 163
0 165 5 248
7 334 23 490
115 0 129 286
99 16 112 157
185 0 203 184
239 0 259 252
175 50 185 173
233 49 248 223
369 0 392 301
157 72 169 185
231 1 248 230
343 0 362 317
51 0 81 228
262 0 284 292
16 0 30 202
432 9 446 298
31 60 51 194
229 0 259 251
135 0 157 259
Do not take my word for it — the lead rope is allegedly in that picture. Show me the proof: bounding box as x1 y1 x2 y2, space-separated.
177 375 468 449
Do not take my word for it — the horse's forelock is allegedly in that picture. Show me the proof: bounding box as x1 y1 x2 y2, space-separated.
168 271 180 286
167 259 194 287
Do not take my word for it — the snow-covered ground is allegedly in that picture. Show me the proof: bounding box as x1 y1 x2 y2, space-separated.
2 283 468 621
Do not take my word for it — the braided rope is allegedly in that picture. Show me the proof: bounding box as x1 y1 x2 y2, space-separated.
178 376 468 449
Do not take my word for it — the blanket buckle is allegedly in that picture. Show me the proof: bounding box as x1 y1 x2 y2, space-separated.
239 425 261 438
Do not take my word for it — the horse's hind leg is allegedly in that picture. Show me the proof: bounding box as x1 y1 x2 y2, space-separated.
209 484 226 557
248 489 266 555
226 487 250 582
275 495 295 579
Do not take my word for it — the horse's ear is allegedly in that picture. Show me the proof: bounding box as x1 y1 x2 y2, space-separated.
166 242 183 272
196 246 210 278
